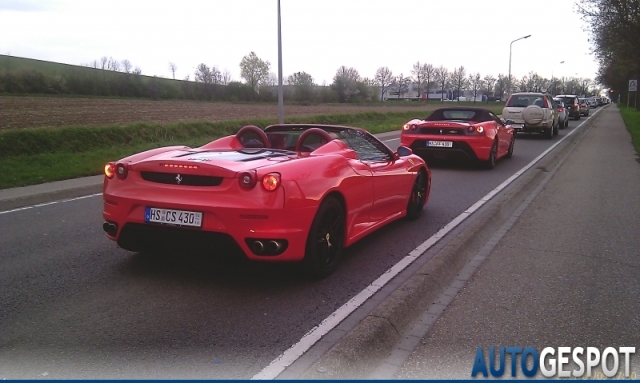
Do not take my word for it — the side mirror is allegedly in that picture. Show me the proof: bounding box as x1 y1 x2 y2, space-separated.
397 145 413 157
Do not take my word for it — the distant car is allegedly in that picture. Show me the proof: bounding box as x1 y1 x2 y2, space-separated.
586 98 597 108
595 97 604 106
553 98 569 128
578 98 590 116
102 124 431 277
502 92 559 139
554 95 581 120
400 107 515 169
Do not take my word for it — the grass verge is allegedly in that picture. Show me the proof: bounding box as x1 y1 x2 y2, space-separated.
619 105 640 160
0 107 503 189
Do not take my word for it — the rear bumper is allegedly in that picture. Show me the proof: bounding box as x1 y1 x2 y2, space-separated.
400 134 493 161
102 177 317 262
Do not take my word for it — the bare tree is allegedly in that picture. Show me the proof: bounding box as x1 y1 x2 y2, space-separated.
195 63 213 83
483 75 496 102
169 62 177 79
434 66 449 101
266 72 278 87
395 73 410 99
107 57 120 71
451 66 468 101
423 64 435 103
411 61 426 99
287 71 315 86
374 66 394 101
121 59 132 74
221 69 232 85
469 72 482 103
100 56 108 70
495 74 508 101
133 66 142 75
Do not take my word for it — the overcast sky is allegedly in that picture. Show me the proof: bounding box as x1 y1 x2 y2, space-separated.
1 0 599 85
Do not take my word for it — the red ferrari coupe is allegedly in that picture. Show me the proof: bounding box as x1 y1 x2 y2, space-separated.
400 107 515 168
102 124 430 277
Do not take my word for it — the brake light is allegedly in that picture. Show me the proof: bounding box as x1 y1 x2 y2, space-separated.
402 123 417 131
105 163 115 179
543 99 549 108
262 173 281 191
558 107 564 112
467 125 484 134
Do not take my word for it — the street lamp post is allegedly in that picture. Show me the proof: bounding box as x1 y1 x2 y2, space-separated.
508 34 531 96
277 0 284 124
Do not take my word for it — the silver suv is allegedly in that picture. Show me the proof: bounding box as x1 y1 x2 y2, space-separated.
502 92 559 139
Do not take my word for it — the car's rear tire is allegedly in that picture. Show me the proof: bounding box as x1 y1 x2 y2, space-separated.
303 196 345 278
545 125 554 139
406 169 427 220
482 140 498 169
553 121 559 136
574 113 581 120
506 136 515 158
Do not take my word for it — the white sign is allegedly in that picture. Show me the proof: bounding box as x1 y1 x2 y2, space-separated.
630 79 638 92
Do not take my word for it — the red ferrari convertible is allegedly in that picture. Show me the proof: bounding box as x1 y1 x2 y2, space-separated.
400 107 515 168
102 124 430 277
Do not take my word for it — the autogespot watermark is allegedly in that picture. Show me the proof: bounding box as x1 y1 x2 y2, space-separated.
471 347 637 378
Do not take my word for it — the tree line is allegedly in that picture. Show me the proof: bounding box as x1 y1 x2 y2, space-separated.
0 51 599 104
577 0 640 108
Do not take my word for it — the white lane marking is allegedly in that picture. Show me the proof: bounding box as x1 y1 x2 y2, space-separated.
252 109 604 380
382 137 400 142
0 193 102 215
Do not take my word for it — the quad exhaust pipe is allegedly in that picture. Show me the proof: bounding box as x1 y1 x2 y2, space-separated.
246 239 288 256
103 222 118 236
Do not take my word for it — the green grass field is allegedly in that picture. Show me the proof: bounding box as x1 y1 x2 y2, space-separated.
619 105 640 161
0 107 503 189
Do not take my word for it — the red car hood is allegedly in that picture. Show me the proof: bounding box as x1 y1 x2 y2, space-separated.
128 148 294 178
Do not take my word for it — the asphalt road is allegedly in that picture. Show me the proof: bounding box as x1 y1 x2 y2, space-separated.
0 115 594 378
396 105 640 378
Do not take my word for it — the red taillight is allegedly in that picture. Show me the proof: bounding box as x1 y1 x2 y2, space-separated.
468 125 484 134
261 173 281 191
116 163 128 179
558 107 564 112
105 163 115 179
402 123 417 131
239 171 257 189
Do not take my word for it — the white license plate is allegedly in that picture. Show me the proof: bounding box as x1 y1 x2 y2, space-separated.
144 207 203 227
426 141 453 148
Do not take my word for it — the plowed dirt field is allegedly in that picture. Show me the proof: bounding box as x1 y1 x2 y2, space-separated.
0 96 447 130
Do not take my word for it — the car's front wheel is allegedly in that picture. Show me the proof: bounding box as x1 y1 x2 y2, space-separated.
304 196 345 278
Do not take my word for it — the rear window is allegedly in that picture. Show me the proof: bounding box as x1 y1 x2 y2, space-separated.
558 97 576 105
425 109 492 122
506 95 544 108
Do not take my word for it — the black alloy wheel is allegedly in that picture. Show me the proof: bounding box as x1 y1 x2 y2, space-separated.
483 140 498 169
506 136 515 158
406 170 427 220
304 197 345 278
